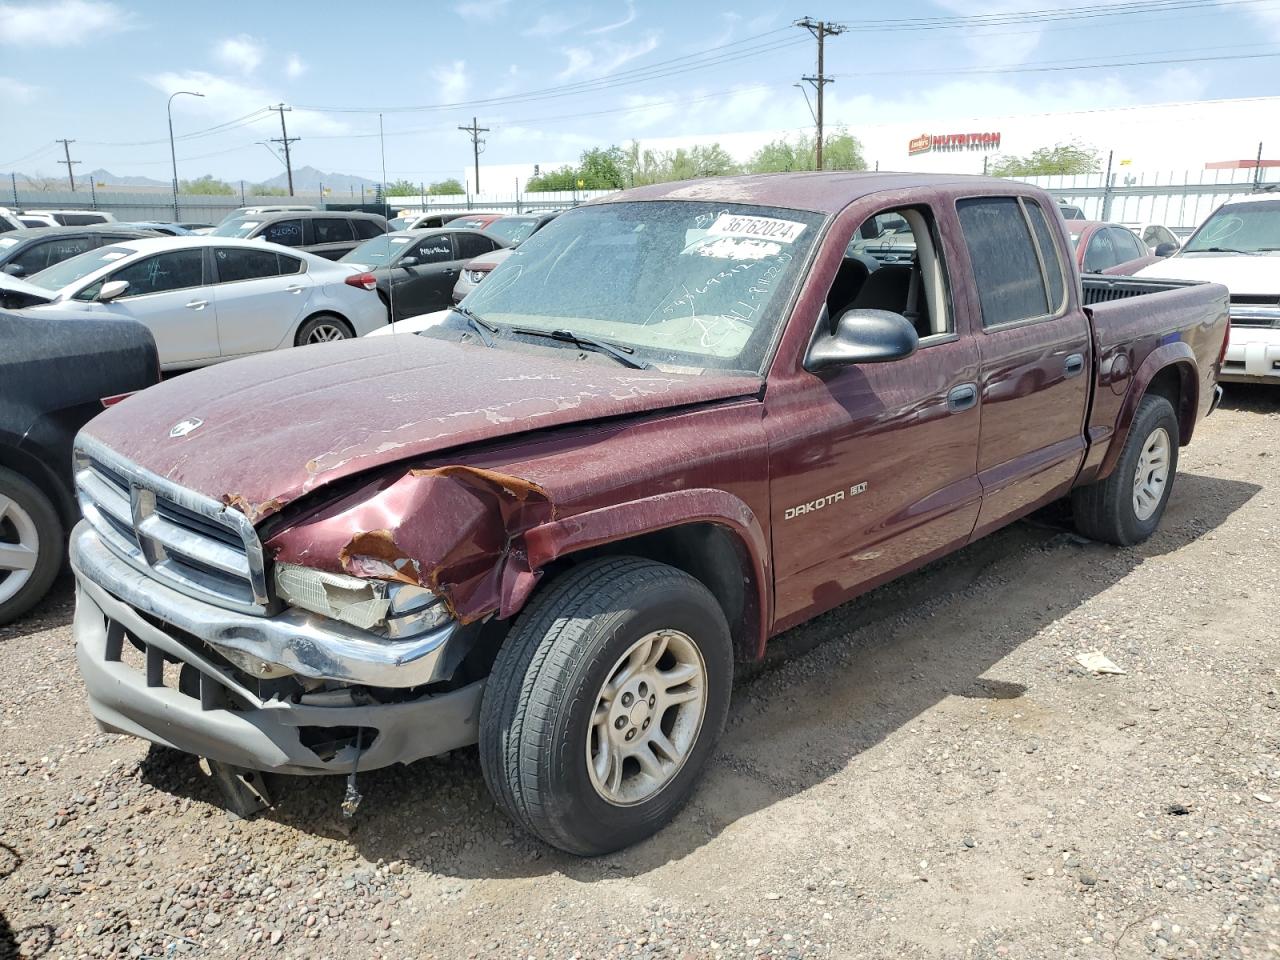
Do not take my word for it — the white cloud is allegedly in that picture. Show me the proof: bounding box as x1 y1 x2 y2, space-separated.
215 34 264 75
524 12 572 37
555 33 660 81
586 0 635 35
431 59 469 104
144 71 349 137
454 0 510 22
285 54 306 79
0 0 130 46
0 75 37 102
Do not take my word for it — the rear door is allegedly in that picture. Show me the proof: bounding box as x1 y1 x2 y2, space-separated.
309 217 358 260
387 233 457 319
89 249 219 367
957 195 1091 538
210 247 312 357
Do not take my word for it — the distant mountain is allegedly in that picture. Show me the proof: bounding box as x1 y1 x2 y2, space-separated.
259 165 377 194
86 168 169 187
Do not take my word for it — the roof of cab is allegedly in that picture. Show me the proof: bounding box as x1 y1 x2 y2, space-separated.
591 171 1023 215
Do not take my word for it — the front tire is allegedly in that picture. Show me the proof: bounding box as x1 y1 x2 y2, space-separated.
0 466 63 626
294 313 354 346
1072 393 1179 545
479 557 733 856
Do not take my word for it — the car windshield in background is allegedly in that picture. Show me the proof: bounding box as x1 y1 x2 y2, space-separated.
460 201 823 374
26 245 133 290
211 218 262 238
450 218 489 230
339 235 409 266
1183 199 1280 254
484 217 538 246
388 217 411 230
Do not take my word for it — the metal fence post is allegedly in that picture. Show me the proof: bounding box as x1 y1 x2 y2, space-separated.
89 179 97 210
1101 150 1114 221
9 172 17 208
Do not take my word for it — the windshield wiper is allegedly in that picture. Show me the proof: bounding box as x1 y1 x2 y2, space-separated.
450 303 497 347
512 327 651 369
1192 246 1258 255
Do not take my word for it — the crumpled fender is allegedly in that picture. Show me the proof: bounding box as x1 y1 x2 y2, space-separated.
266 466 554 624
1095 341 1198 482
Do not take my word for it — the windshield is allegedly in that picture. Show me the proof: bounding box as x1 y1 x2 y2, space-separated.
1183 199 1280 254
460 201 823 374
27 245 133 290
340 234 410 266
388 216 411 231
212 217 262 238
485 217 538 246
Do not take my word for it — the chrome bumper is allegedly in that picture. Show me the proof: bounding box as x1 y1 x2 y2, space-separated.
70 521 458 688
71 522 483 775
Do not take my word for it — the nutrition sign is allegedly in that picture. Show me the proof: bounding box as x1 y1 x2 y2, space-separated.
908 132 1002 155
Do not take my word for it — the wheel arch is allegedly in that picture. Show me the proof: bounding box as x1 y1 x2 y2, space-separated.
515 491 771 663
295 309 354 343
1096 344 1198 482
0 442 76 528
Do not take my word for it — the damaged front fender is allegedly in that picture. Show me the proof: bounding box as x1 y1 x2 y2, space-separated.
266 465 555 624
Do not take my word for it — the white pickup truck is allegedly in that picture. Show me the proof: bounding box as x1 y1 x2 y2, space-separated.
1137 193 1280 384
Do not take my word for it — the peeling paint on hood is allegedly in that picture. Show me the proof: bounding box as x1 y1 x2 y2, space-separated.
82 335 760 522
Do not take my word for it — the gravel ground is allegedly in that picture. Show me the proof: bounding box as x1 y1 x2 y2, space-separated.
1 387 1277 960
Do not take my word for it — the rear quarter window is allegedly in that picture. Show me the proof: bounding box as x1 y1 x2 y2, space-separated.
956 197 1052 327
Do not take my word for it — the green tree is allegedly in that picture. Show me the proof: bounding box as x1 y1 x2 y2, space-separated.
250 184 289 197
180 174 234 195
427 178 465 195
989 142 1101 177
746 129 866 173
384 178 420 196
578 146 627 189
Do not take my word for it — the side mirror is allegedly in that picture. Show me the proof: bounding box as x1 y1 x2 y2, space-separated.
1153 241 1178 258
1 263 24 277
96 279 130 302
804 308 919 373
399 256 419 268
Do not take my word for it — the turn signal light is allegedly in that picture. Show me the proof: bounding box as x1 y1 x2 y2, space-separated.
344 272 378 291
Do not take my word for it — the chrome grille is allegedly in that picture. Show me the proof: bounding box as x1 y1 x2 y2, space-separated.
74 436 270 614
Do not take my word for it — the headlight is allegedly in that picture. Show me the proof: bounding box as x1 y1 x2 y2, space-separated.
274 562 451 637
467 270 486 283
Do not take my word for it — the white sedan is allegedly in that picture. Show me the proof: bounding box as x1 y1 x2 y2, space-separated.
21 236 387 370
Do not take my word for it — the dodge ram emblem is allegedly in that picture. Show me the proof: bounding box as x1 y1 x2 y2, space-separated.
169 417 204 438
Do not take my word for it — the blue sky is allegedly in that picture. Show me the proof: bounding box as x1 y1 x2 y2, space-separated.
2 0 1280 184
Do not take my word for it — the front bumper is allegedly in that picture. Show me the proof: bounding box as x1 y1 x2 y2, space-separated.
71 523 483 775
1221 324 1280 383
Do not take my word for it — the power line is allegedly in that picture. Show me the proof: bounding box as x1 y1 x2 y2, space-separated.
831 47 1280 80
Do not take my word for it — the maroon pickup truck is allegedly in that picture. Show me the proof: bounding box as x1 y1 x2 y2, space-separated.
69 173 1228 855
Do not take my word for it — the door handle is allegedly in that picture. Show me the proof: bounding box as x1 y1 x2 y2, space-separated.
947 383 978 412
285 283 305 293
185 299 208 310
443 268 458 276
1064 353 1085 377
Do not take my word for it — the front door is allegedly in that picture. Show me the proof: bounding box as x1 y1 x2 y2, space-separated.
767 202 983 632
955 196 1092 538
99 248 219 368
389 234 458 319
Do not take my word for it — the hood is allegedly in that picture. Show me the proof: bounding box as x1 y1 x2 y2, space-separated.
1135 253 1280 294
0 271 56 307
83 334 761 523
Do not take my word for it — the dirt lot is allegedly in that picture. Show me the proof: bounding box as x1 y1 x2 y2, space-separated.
1 388 1277 960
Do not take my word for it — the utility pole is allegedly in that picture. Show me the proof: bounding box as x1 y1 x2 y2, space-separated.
269 103 299 196
57 139 80 191
797 18 846 170
458 116 489 196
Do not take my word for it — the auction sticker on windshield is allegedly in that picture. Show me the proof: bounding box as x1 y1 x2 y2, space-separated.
706 212 807 243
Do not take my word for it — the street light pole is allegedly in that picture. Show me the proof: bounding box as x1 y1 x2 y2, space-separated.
168 90 204 222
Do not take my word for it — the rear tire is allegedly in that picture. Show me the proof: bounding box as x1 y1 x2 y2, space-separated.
1072 393 1179 545
0 466 63 626
294 313 354 346
479 557 733 856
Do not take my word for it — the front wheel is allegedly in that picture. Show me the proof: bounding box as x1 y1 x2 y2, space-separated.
1072 393 1180 545
479 557 733 856
294 313 354 346
0 466 63 626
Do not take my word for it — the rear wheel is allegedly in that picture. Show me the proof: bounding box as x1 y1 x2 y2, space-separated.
0 466 63 626
294 313 354 346
1072 393 1179 545
479 557 733 856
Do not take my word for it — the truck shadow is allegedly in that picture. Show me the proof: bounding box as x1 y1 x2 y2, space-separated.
137 471 1258 883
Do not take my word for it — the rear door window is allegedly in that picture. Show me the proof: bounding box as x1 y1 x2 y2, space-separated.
1109 227 1146 262
956 197 1051 327
353 218 385 240
313 218 355 244
262 219 303 246
214 247 282 282
1083 229 1117 272
455 232 499 259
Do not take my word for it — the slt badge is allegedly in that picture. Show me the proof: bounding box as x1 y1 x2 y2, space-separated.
169 417 204 438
